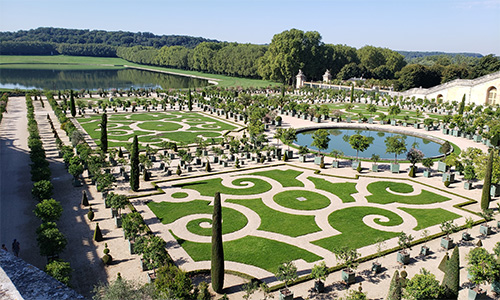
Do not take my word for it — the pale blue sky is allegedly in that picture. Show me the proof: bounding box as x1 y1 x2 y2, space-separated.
0 0 499 55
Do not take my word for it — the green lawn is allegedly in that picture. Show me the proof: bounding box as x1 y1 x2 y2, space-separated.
174 177 272 197
249 169 304 187
227 198 321 237
273 190 330 210
312 207 403 250
307 177 357 203
176 235 321 273
366 181 450 204
171 192 188 198
400 207 461 231
148 200 247 235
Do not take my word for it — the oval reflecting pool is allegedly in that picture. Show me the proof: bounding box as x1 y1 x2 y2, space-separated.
296 128 443 160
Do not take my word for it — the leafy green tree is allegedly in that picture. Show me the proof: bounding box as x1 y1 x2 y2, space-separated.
311 129 330 156
442 246 459 298
311 261 328 284
155 264 193 299
34 198 62 222
37 225 67 257
45 259 72 286
403 269 445 300
211 192 224 293
458 94 466 115
93 275 158 300
348 134 371 161
130 135 140 192
100 113 108 153
122 212 145 241
466 245 500 287
68 156 84 180
135 235 170 276
70 90 76 117
406 148 424 177
395 64 441 91
275 261 298 288
385 135 407 163
32 180 53 201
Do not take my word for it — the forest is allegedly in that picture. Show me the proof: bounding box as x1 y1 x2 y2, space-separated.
1 27 499 91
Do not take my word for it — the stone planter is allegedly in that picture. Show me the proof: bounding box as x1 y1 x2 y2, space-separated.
314 156 323 165
372 262 381 273
128 239 135 254
397 251 410 264
490 184 499 197
423 170 431 178
437 161 447 172
115 216 122 228
371 164 378 172
299 155 306 163
390 163 400 174
468 288 486 300
279 288 293 300
332 161 339 168
442 172 455 183
440 237 454 250
314 280 325 293
341 269 356 284
286 150 293 159
352 161 360 170
420 245 430 256
462 232 472 241
464 182 473 190
479 224 491 236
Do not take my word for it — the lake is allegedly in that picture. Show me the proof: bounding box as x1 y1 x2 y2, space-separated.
0 67 209 90
296 128 443 160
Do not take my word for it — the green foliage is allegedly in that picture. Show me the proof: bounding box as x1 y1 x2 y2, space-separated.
34 198 63 222
135 235 170 272
341 287 367 300
481 149 494 211
403 269 446 300
442 246 459 298
82 191 89 206
205 160 211 172
311 261 328 282
176 165 182 176
94 223 103 242
45 259 72 286
93 275 159 300
122 212 146 241
36 224 67 257
155 264 194 299
408 166 416 177
438 252 449 272
211 192 224 293
422 157 434 170
32 180 53 201
443 180 450 187
406 148 424 167
386 270 402 300
197 281 211 300
356 163 362 173
275 261 297 288
466 247 500 286
333 246 360 270
87 206 94 221
349 134 371 160
70 90 76 117
100 113 108 153
385 135 407 162
311 129 330 155
130 135 140 192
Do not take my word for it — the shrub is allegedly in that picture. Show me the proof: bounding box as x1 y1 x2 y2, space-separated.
206 161 212 172
32 180 53 201
45 259 72 286
102 243 112 265
34 198 62 222
87 207 95 221
408 166 416 178
81 191 89 206
176 165 182 176
94 223 103 241
443 180 450 187
356 163 362 173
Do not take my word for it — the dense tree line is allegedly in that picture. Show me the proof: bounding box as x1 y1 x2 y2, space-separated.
0 27 218 48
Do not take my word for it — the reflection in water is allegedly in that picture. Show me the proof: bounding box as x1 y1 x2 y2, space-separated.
0 68 209 90
297 128 442 160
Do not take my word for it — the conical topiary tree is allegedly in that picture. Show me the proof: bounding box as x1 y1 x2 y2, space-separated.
386 270 401 300
94 223 103 241
82 191 89 206
102 243 112 265
211 192 224 293
176 165 182 176
206 160 212 172
481 148 494 211
442 246 459 298
130 135 139 192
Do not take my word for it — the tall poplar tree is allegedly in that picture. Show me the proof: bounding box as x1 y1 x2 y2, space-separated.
70 90 76 117
100 113 108 153
481 148 493 211
211 192 224 293
130 135 140 192
187 89 193 111
442 246 459 299
458 94 466 115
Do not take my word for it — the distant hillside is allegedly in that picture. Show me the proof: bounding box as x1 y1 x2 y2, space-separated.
0 27 219 49
397 51 483 60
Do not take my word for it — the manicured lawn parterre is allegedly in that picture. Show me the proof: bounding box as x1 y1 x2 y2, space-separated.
76 111 240 148
144 166 471 275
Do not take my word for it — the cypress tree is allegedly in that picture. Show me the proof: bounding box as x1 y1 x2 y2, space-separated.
118 147 123 158
350 85 355 103
438 252 449 272
70 90 76 117
130 135 140 192
211 192 224 293
442 246 459 299
94 223 103 241
188 89 193 111
100 113 108 153
386 270 401 300
458 94 466 115
481 148 494 211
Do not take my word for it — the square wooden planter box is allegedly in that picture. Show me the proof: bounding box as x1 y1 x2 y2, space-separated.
314 156 323 165
341 269 356 284
397 251 410 264
390 163 400 173
479 224 491 236
442 172 455 183
440 237 454 250
352 161 360 170
279 288 293 300
371 262 382 273
437 161 447 172
332 161 339 168
371 164 378 172
423 170 431 178
299 155 306 163
462 232 472 241
420 246 430 256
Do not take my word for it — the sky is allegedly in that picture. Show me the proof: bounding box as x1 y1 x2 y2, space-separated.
0 0 499 56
